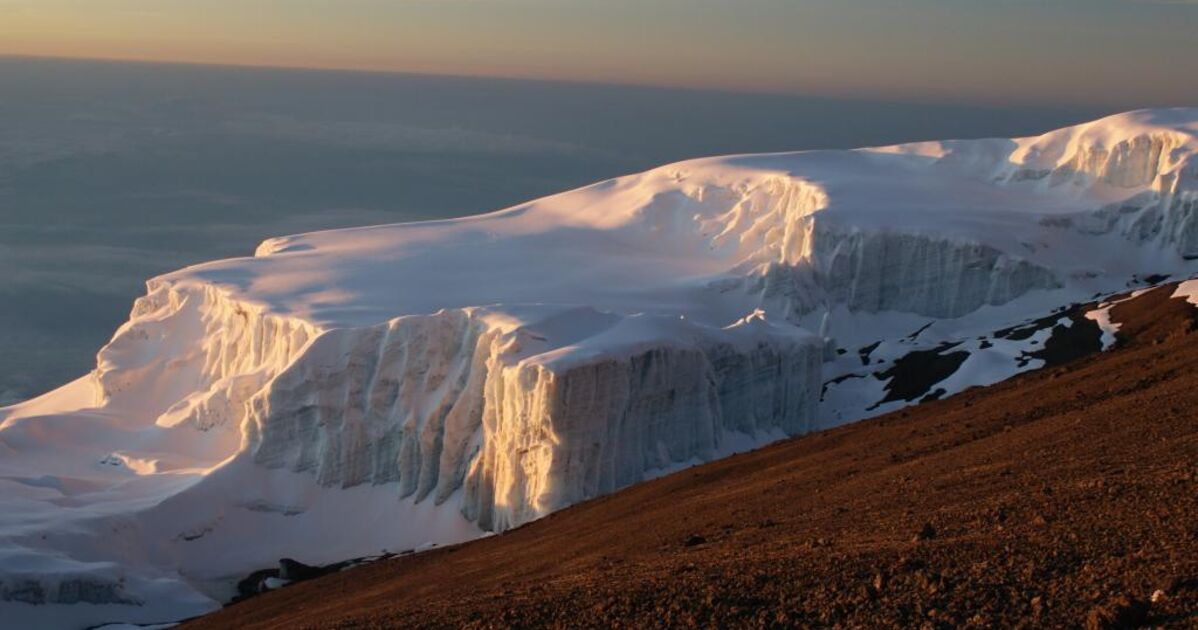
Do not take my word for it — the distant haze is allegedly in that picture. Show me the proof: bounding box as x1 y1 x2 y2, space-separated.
1 0 1196 107
0 56 1117 402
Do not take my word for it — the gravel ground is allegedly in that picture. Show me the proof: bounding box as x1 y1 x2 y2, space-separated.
185 284 1198 629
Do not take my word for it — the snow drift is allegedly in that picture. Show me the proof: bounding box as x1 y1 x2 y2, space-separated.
2 108 1197 628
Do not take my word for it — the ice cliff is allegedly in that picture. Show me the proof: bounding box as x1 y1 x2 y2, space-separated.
2 108 1197 628
246 306 821 532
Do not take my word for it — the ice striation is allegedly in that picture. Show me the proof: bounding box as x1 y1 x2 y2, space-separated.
2 108 1198 629
96 281 318 433
747 226 1061 319
104 294 823 533
1002 120 1198 256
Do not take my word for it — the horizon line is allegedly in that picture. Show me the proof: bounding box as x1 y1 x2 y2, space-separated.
0 52 1125 111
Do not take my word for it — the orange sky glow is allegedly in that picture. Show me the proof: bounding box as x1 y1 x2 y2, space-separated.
1 0 1196 106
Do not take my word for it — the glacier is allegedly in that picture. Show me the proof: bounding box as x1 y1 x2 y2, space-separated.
1 108 1197 628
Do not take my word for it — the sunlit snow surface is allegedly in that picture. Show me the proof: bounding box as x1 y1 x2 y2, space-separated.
1174 278 1198 305
2 108 1198 628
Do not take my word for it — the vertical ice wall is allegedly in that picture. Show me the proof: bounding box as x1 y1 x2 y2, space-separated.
93 281 318 433
238 308 822 532
462 323 823 530
1008 130 1198 257
744 226 1061 319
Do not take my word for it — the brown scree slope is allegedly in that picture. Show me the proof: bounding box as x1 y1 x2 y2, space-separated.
185 285 1198 629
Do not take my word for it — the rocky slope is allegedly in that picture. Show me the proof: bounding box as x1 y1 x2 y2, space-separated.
2 109 1197 627
184 280 1198 629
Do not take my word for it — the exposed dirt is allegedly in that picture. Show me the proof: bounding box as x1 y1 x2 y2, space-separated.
871 341 969 407
185 284 1198 629
1018 305 1105 368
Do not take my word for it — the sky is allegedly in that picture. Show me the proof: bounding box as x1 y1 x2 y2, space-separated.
0 0 1195 107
